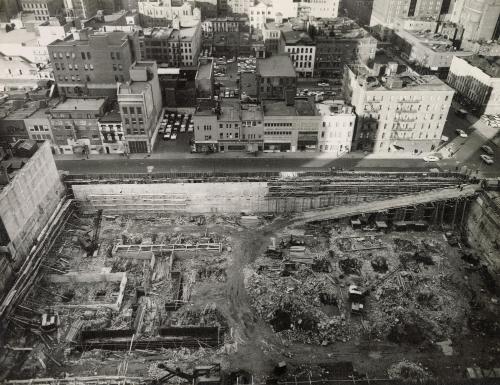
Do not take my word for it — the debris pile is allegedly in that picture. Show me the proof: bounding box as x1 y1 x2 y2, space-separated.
387 360 432 380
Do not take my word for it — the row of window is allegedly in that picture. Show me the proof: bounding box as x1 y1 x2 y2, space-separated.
288 47 314 54
265 131 292 135
122 106 143 115
126 128 146 135
23 3 48 8
264 122 293 127
124 117 145 125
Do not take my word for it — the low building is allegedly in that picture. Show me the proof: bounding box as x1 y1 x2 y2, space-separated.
263 99 321 152
282 30 316 78
118 61 163 154
98 111 126 154
256 55 297 101
393 29 473 79
48 98 107 154
316 100 355 155
0 101 37 147
135 22 202 68
195 57 214 100
201 16 246 37
262 20 282 55
0 28 51 64
138 0 199 28
0 54 54 90
297 0 339 19
24 106 54 145
344 61 454 154
447 55 500 115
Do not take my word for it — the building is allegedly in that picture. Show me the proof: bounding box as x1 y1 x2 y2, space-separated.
344 61 454 153
98 110 126 154
297 0 339 19
269 0 297 18
393 29 472 78
37 18 73 47
0 0 20 22
201 16 246 37
370 0 447 27
48 98 107 154
118 61 163 154
0 28 52 64
23 105 55 145
226 0 254 15
282 30 316 78
196 57 214 100
256 55 297 101
262 20 282 55
138 0 200 28
82 11 141 33
458 0 500 42
20 0 64 21
316 100 356 155
447 55 500 115
0 141 64 298
48 29 135 98
135 23 202 68
312 18 377 79
64 0 98 19
263 99 321 152
340 0 374 26
249 2 271 32
0 54 54 90
0 102 37 147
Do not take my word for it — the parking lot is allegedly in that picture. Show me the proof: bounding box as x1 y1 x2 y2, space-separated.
154 110 194 153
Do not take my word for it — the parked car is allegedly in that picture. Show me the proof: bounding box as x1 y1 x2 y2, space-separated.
481 145 494 155
163 133 171 140
180 124 186 133
170 132 177 140
480 154 494 164
188 123 194 132
456 129 468 137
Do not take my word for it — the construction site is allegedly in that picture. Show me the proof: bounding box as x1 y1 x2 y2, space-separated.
1 152 500 384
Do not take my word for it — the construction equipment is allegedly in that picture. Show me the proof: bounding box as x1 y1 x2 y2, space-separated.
153 364 221 385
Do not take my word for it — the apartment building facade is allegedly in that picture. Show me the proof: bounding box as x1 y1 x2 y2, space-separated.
283 31 316 78
20 0 64 21
316 101 356 155
98 111 126 154
344 62 454 154
370 0 447 27
48 29 134 98
64 0 98 19
118 61 163 154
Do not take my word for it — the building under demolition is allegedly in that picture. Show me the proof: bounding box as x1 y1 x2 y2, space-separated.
0 149 499 384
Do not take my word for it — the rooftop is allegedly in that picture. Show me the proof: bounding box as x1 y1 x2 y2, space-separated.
462 55 500 78
0 101 41 120
257 55 296 78
196 59 213 80
396 30 472 54
263 99 317 116
219 98 240 121
282 30 314 45
51 98 106 111
241 104 263 121
99 111 122 122
348 62 454 92
49 30 128 47
0 28 39 46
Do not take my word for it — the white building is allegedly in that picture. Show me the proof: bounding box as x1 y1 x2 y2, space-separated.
344 61 454 154
98 111 126 154
447 55 500 115
283 30 316 78
249 2 271 32
297 0 339 19
316 101 355 156
138 0 199 27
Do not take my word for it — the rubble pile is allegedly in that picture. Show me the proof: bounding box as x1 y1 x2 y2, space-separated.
245 267 351 344
172 303 228 328
387 360 432 380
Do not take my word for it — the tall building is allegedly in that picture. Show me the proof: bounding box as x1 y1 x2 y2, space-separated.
48 29 135 98
447 55 500 115
370 0 445 27
135 22 202 67
0 141 64 297
249 1 271 32
64 0 98 19
344 61 454 153
118 61 163 154
458 0 500 42
20 0 64 21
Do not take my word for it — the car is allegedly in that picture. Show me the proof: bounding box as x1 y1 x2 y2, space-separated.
423 155 440 162
481 145 494 155
480 154 494 164
180 125 186 132
456 129 468 137
317 82 329 87
188 124 194 132
170 133 177 140
163 133 171 140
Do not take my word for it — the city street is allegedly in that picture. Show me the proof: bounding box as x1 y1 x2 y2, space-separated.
56 156 435 174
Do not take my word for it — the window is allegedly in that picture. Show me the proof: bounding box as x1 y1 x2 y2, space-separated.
130 107 135 114
87 52 91 59
124 118 129 124
111 52 115 60
137 107 142 114
113 64 117 71
122 107 128 114
81 52 85 60
116 52 120 60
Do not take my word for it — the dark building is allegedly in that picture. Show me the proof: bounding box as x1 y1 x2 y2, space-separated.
48 29 135 98
340 0 374 26
256 55 297 102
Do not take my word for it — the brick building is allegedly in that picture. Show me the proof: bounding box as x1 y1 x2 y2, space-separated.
48 29 135 98
20 0 64 21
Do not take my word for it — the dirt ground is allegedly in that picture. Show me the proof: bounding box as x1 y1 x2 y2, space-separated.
1 212 499 383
